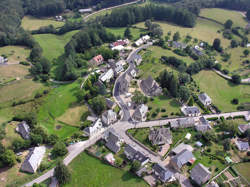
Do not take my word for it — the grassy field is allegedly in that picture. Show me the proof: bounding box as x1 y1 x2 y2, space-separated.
234 162 250 182
1 121 22 148
64 152 148 187
216 47 250 77
0 79 46 106
21 16 64 31
33 30 79 61
135 18 230 47
106 27 146 40
200 8 248 28
37 82 82 138
0 46 30 63
193 70 250 112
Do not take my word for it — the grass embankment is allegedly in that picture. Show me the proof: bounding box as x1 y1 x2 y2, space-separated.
37 82 86 138
64 152 148 187
200 8 248 28
135 18 230 47
21 16 64 31
33 30 79 61
193 70 250 112
234 162 250 182
0 45 30 63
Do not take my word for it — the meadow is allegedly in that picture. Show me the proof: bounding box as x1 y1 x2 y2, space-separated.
200 8 248 28
64 152 148 187
234 162 250 182
33 30 79 61
135 18 230 47
0 45 30 63
21 16 64 31
193 70 250 112
106 27 146 40
37 82 83 138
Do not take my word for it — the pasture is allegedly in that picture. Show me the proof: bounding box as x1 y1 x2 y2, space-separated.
21 16 64 31
0 46 30 63
64 152 148 187
33 30 79 61
1 121 22 148
135 18 230 47
234 162 250 182
193 70 250 112
106 27 145 40
37 82 81 138
200 8 248 28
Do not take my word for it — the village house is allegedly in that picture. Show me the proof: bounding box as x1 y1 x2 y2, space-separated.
198 93 212 106
105 98 116 109
21 146 46 173
172 41 187 49
118 73 131 94
132 104 148 122
134 35 150 47
90 55 104 66
114 60 125 74
192 45 204 56
104 129 123 153
0 56 7 64
102 110 117 126
16 121 30 140
110 39 129 48
171 143 194 155
235 140 249 151
124 144 149 166
181 106 201 117
207 181 219 187
112 45 124 51
170 149 195 171
83 118 103 137
195 117 212 133
140 76 162 97
134 54 142 66
238 123 250 134
99 69 114 83
105 153 115 165
130 68 138 78
152 163 174 183
170 118 195 129
55 15 64 21
135 38 144 47
78 8 93 14
148 127 172 146
191 163 211 185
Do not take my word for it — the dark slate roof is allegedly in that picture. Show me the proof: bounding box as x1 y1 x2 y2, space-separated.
184 106 200 115
153 164 173 182
172 41 187 49
149 127 172 145
238 124 250 133
236 140 249 151
171 149 194 169
171 118 195 128
140 76 162 96
133 151 149 164
124 144 137 160
105 98 115 109
124 145 148 165
17 121 30 140
199 117 209 125
191 163 211 185
105 130 121 153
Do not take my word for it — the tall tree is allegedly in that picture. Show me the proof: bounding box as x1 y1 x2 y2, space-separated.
124 27 132 39
173 32 180 41
224 19 233 29
213 38 222 52
54 161 71 185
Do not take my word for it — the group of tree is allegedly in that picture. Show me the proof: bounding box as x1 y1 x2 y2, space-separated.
144 20 163 38
157 70 191 103
101 4 196 28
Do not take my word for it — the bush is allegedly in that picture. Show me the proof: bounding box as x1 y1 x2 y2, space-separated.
80 111 91 121
19 61 30 66
34 92 43 99
222 69 229 74
161 108 166 112
51 141 68 158
231 98 239 105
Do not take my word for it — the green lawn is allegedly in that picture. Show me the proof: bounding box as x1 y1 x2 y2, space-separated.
33 30 79 61
21 16 64 31
64 152 148 187
234 162 250 182
193 70 250 112
200 8 248 28
135 18 230 47
37 82 81 138
0 45 30 63
106 27 146 40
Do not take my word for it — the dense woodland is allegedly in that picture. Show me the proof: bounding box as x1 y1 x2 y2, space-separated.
101 5 197 28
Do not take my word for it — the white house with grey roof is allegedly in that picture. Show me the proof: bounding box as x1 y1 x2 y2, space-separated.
83 118 103 137
153 164 174 183
181 106 201 117
190 163 211 185
124 144 149 166
198 93 212 106
149 127 172 146
195 117 212 133
132 104 148 122
235 140 249 151
102 110 117 126
170 149 195 171
99 69 114 83
16 121 30 140
21 146 46 173
140 76 162 97
104 129 123 153
170 118 195 129
171 143 194 155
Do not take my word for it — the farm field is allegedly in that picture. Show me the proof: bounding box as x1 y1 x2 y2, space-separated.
200 8 248 28
193 70 250 112
234 162 250 182
135 18 230 47
33 30 79 61
37 82 81 138
64 152 148 187
21 16 64 31
106 27 146 40
0 46 30 63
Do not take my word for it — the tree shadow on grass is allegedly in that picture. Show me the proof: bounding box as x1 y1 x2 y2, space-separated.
170 99 181 107
121 171 143 183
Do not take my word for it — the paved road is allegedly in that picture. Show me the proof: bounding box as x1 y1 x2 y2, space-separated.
213 69 250 84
